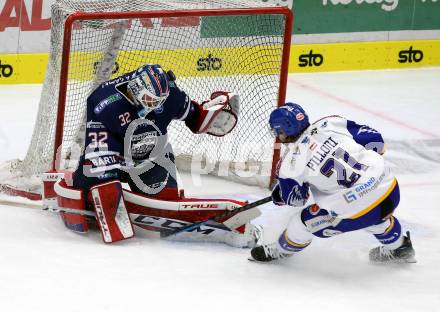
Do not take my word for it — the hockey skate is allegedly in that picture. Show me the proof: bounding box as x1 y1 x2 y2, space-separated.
369 231 416 263
249 242 293 262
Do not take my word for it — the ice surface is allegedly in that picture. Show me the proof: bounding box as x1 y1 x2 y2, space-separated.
0 68 439 312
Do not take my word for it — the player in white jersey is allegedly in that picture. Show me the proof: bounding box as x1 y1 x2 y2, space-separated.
250 103 416 263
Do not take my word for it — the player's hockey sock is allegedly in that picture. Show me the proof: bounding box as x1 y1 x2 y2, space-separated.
89 181 134 243
250 230 311 262
278 230 311 253
373 216 403 249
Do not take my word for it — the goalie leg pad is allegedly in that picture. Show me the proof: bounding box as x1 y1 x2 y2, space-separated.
53 179 88 233
89 181 134 243
165 221 260 248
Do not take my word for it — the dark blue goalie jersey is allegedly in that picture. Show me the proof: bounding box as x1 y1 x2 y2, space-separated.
73 69 192 191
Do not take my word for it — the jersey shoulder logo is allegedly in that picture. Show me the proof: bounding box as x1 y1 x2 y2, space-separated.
357 125 378 135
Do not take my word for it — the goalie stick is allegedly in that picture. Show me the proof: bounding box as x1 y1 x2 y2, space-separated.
2 196 272 238
43 205 95 217
0 198 96 216
160 196 272 238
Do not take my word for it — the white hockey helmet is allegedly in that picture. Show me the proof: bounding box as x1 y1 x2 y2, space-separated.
127 64 170 112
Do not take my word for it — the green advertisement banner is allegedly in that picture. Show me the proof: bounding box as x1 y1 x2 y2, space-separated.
292 0 440 34
201 15 285 38
199 0 440 37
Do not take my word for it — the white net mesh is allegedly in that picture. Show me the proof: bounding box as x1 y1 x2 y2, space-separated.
1 0 291 196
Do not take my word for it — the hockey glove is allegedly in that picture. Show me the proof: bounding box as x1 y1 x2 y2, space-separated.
277 178 310 207
186 91 239 136
271 183 285 206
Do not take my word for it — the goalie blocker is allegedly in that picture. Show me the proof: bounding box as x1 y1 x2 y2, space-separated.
43 172 261 247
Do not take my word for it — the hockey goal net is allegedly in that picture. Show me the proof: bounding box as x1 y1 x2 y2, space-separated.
0 0 292 200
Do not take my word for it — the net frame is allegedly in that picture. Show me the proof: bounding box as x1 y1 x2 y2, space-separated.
0 3 293 200
57 8 292 183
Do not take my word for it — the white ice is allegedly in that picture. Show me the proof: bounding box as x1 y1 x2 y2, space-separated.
0 68 439 312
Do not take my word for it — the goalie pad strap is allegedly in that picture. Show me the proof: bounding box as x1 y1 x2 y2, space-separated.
89 181 134 243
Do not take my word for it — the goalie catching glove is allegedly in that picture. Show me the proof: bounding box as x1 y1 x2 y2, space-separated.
186 91 239 136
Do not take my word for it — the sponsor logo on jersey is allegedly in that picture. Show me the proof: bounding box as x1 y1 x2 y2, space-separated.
298 50 324 67
356 174 384 197
320 121 328 128
94 93 122 114
301 136 310 144
309 142 317 150
131 131 157 141
97 172 119 180
131 131 158 158
354 177 376 193
86 121 105 129
343 172 386 203
343 191 358 203
398 46 423 63
0 60 13 78
196 54 222 71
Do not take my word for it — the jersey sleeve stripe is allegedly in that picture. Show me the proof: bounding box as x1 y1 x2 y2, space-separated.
177 97 192 120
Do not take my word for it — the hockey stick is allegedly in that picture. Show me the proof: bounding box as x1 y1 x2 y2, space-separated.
0 198 42 209
160 196 272 238
0 198 96 217
42 206 96 217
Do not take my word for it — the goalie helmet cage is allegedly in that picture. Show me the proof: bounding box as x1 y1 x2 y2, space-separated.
0 0 293 200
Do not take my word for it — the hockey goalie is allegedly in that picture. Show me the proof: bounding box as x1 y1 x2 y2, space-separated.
43 64 260 247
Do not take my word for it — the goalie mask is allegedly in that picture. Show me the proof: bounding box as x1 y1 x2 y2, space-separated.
127 64 170 113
